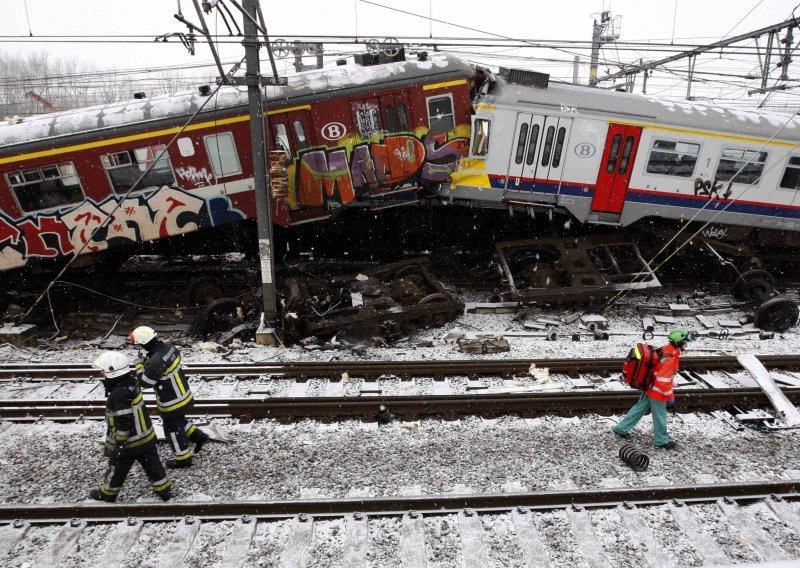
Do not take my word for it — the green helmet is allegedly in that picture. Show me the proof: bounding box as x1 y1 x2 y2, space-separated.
668 328 691 345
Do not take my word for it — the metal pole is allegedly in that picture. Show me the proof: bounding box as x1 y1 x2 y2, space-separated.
763 31 775 89
781 26 794 81
573 55 580 84
589 15 603 86
243 0 278 336
686 55 695 100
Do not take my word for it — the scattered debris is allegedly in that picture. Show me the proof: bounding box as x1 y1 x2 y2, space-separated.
457 336 510 354
0 323 36 347
580 314 607 332
738 354 800 428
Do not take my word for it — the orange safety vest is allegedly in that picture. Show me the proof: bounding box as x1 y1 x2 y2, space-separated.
645 343 681 402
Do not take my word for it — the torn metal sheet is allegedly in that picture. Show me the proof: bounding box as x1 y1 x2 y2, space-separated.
738 354 800 428
281 258 462 343
493 235 660 304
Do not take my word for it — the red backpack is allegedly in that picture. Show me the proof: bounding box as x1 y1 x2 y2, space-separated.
622 343 662 390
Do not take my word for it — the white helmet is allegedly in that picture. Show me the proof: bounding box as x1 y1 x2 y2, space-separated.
93 351 131 379
130 326 157 346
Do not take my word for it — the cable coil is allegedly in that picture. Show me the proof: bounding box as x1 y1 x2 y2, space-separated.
619 442 650 472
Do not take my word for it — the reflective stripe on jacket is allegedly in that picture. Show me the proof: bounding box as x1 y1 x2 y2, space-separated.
139 339 194 414
645 343 681 402
104 373 156 455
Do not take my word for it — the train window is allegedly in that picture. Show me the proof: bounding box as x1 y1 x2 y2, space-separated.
715 148 768 185
645 140 700 177
101 145 175 195
552 127 567 168
780 156 800 189
274 124 291 154
617 136 635 174
177 137 195 157
397 104 409 131
292 121 308 150
427 95 455 135
471 118 490 157
606 134 622 173
525 125 540 165
541 126 555 167
515 123 529 164
204 132 242 177
7 161 85 213
354 105 381 137
384 105 397 133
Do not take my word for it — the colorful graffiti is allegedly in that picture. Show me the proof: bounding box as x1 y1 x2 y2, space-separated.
294 132 469 209
0 187 244 270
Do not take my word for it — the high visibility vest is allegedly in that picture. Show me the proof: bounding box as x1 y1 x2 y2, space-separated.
138 340 194 414
645 343 681 402
104 374 157 454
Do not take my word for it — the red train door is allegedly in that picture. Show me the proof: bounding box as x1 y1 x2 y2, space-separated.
591 123 642 213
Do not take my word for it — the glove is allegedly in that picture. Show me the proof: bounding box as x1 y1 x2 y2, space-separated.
667 398 675 408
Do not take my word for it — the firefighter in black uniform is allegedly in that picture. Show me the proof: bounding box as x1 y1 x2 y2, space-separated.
90 351 172 502
130 326 209 468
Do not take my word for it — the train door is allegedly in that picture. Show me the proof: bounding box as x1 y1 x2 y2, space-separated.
591 123 642 213
506 113 544 189
522 116 572 188
378 93 415 179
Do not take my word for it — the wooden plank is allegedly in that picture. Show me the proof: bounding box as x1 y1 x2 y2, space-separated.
325 380 344 397
43 521 85 565
566 508 611 568
287 381 309 398
68 381 101 399
153 518 201 568
617 506 671 568
696 315 714 329
341 515 369 568
433 380 450 396
668 504 728 565
458 512 490 567
400 514 427 568
511 510 549 568
94 519 143 568
280 517 314 568
0 523 28 557
738 354 800 426
718 501 790 561
216 519 257 568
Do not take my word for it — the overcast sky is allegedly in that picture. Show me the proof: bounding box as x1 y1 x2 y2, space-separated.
1 1 799 107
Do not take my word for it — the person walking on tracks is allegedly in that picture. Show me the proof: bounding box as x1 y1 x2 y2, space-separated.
612 328 691 449
130 326 209 468
90 351 172 502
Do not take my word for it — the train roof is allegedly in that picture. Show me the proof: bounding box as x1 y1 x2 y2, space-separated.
0 53 473 153
485 76 800 143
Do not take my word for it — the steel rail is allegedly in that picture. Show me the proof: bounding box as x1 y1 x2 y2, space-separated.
2 354 800 380
1 480 797 523
2 387 798 420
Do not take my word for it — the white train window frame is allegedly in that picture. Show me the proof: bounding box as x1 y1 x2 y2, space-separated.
203 132 242 178
6 161 86 214
426 93 455 135
643 138 702 179
101 145 176 196
469 118 491 158
714 146 768 186
779 155 800 190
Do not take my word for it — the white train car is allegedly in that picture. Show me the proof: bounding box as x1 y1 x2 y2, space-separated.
442 70 800 240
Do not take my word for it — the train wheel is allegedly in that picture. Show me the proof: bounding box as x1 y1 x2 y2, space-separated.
186 277 225 307
755 297 800 333
732 270 774 303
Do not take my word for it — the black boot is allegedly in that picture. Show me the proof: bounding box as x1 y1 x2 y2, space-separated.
166 458 192 468
193 431 210 454
157 488 173 502
89 488 117 502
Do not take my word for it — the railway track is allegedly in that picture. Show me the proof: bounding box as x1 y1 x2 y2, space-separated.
1 388 798 420
2 482 799 566
4 354 800 381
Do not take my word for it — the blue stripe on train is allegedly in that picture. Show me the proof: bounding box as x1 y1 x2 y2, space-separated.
625 189 800 220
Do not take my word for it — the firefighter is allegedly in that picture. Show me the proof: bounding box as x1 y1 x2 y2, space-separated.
612 328 691 449
90 351 172 502
130 326 209 468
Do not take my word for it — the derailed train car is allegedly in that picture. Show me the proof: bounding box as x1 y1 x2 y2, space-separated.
0 52 474 272
442 69 800 280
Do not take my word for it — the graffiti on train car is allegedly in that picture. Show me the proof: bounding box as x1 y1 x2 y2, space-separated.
293 132 469 208
694 177 733 200
0 187 244 270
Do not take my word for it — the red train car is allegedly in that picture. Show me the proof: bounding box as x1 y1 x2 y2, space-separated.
0 52 475 271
